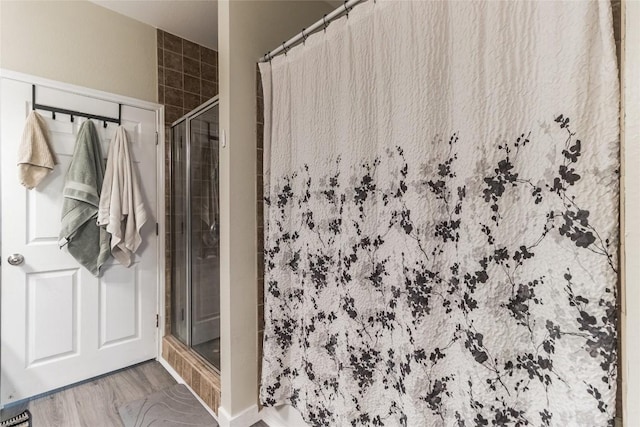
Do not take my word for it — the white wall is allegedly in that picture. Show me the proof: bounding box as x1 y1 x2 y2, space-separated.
622 1 639 424
217 0 333 421
0 0 157 102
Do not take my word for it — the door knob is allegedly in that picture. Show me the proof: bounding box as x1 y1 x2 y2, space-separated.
7 254 24 266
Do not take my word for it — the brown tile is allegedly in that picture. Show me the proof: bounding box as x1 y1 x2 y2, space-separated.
158 66 165 86
202 64 216 81
157 29 164 49
257 95 264 124
257 149 263 176
183 39 201 60
184 57 201 77
199 381 212 407
165 87 183 108
201 80 215 98
256 176 264 199
256 66 261 89
257 250 264 278
184 92 201 111
201 47 217 66
257 224 264 249
257 278 264 301
184 74 200 94
257 200 264 228
162 343 169 360
257 123 263 149
164 50 182 72
158 85 165 105
166 105 183 124
213 82 218 96
165 68 183 90
164 32 183 54
191 366 201 391
212 391 220 414
157 47 163 67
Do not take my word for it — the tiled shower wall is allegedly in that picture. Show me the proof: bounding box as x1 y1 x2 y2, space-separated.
255 1 624 418
158 29 220 412
157 29 218 337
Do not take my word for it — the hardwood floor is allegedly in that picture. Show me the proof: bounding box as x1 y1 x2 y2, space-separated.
1 361 177 427
0 360 270 427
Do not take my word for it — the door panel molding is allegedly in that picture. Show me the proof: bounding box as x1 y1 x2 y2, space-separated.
0 70 165 406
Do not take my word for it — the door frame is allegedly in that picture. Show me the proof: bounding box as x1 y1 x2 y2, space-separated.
0 69 167 404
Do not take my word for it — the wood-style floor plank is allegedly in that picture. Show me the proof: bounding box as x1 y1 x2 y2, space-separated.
2 361 176 427
1 361 271 427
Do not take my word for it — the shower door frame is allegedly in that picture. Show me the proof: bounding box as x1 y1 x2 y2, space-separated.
170 96 220 369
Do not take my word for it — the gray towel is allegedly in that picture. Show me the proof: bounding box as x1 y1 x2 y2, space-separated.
59 120 110 277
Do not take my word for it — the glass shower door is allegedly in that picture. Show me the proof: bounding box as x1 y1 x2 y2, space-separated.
189 104 220 369
170 100 220 371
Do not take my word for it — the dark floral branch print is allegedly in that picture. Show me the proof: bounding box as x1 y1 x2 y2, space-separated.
262 115 618 427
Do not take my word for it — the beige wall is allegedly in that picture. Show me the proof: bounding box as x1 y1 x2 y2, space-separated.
217 0 333 418
0 0 157 102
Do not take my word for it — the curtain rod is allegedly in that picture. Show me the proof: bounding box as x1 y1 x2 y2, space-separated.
259 0 369 63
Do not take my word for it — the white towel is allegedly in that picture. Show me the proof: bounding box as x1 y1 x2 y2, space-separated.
97 126 148 267
18 111 57 189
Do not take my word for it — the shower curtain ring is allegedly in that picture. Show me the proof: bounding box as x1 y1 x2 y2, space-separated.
282 41 289 56
344 1 350 18
302 28 308 45
323 14 329 32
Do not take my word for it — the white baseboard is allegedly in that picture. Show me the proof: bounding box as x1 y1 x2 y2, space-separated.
218 404 260 427
260 408 287 427
260 405 310 427
157 357 220 423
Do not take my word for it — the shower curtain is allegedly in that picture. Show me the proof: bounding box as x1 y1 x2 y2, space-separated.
259 1 619 425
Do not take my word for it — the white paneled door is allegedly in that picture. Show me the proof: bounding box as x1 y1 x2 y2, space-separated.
0 77 160 405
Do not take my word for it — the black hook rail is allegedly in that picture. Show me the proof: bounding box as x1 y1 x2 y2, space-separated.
31 85 122 128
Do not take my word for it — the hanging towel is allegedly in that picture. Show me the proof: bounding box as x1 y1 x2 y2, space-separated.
17 111 57 189
59 120 111 277
97 126 147 267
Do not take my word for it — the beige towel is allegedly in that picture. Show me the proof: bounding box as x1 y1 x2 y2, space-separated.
97 126 148 267
18 111 57 189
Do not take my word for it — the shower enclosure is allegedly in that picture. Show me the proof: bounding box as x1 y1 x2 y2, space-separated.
170 97 220 370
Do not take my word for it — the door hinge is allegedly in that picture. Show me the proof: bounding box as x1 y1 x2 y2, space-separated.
156 222 159 236
156 314 159 328
155 131 159 145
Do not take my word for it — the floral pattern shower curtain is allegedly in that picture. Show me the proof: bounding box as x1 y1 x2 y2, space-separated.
259 1 619 425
